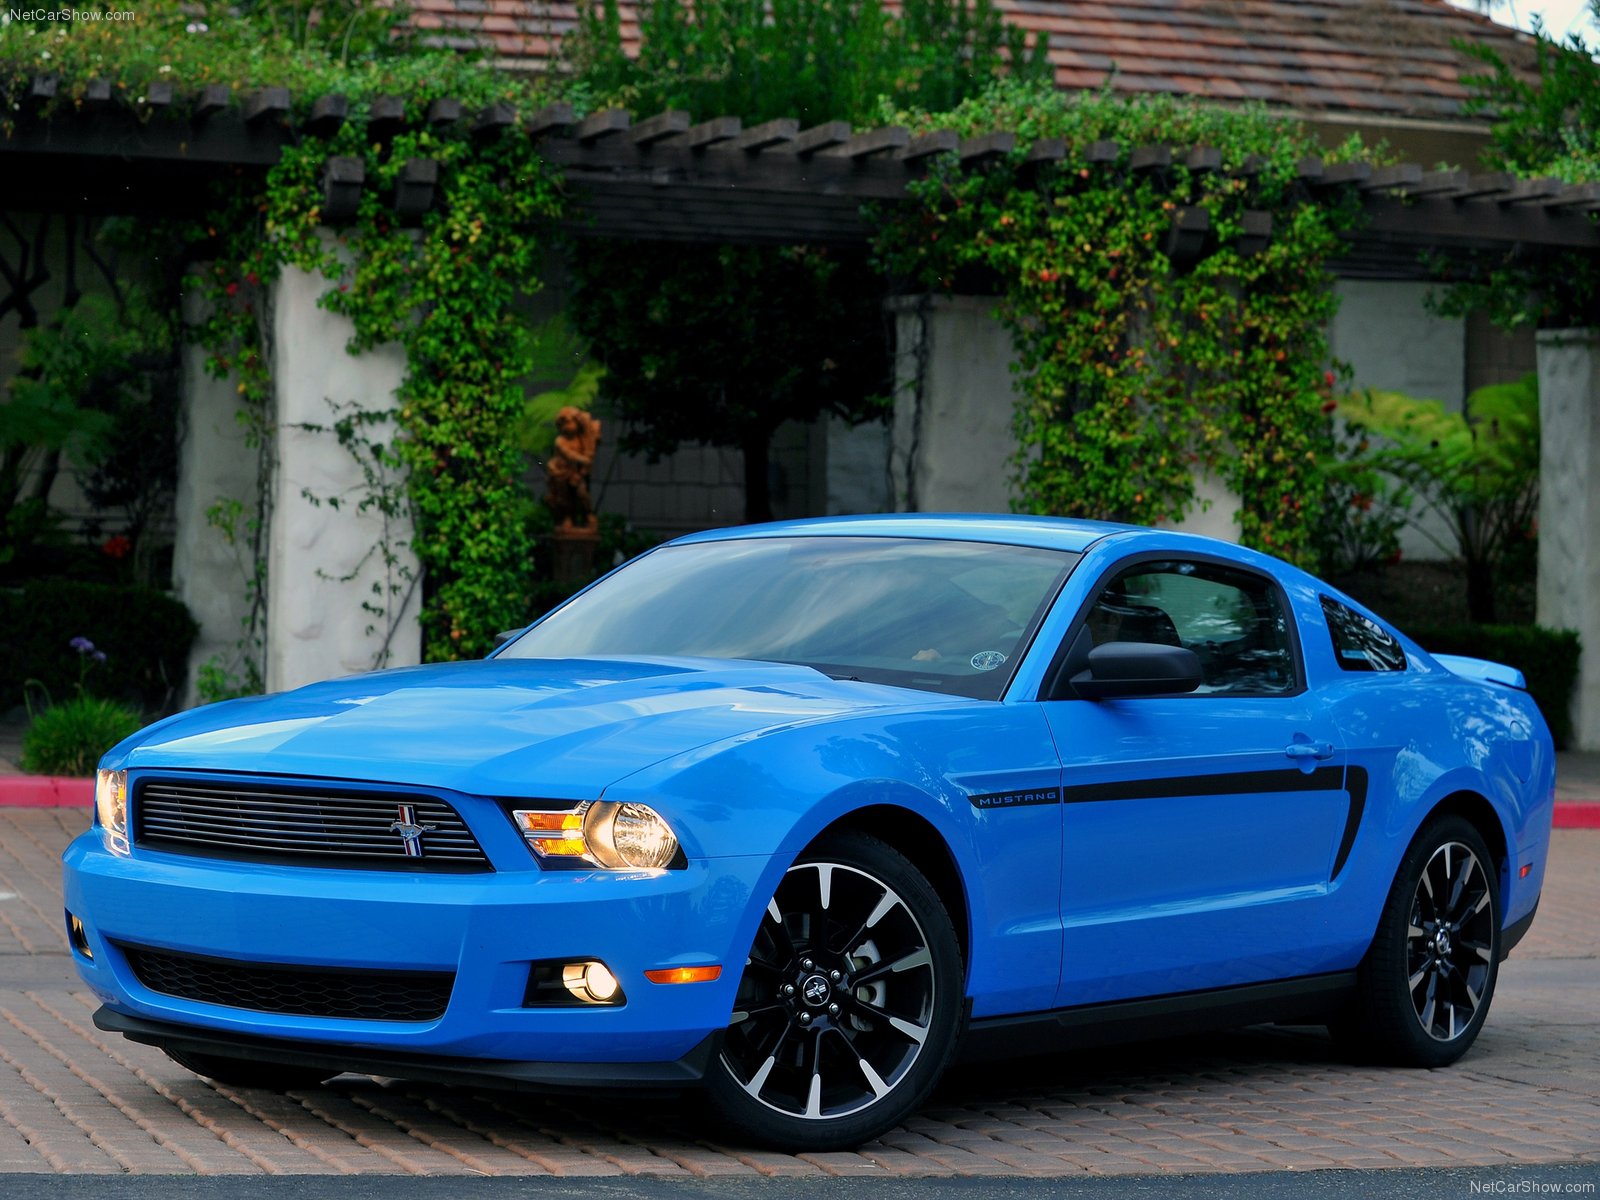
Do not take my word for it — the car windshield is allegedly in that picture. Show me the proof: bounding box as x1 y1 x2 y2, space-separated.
501 536 1079 699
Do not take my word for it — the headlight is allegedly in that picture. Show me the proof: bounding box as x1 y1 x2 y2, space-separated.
95 769 127 839
512 800 682 870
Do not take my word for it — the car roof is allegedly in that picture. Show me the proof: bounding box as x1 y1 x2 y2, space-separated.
668 513 1136 554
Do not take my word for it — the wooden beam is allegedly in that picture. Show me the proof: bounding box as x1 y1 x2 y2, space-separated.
896 130 958 163
369 94 405 136
660 115 743 150
818 126 909 159
717 118 798 153
1185 147 1222 173
1129 145 1171 173
1503 176 1564 204
1024 137 1067 167
394 158 438 220
306 94 349 138
1450 172 1517 200
1358 163 1422 192
525 102 575 139
959 131 1016 166
1400 169 1472 198
82 79 112 110
1296 156 1325 184
29 75 57 103
195 84 231 121
1165 205 1210 262
144 81 174 113
1545 181 1600 210
243 87 290 126
1315 162 1373 188
1084 140 1121 166
321 156 364 224
629 110 692 146
427 97 463 127
1236 154 1265 177
574 108 631 144
771 121 853 156
473 101 516 140
1358 194 1600 250
1237 210 1272 256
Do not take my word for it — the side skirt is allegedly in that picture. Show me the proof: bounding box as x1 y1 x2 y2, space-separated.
957 972 1358 1064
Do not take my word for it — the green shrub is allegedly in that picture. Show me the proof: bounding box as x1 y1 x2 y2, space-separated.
1409 623 1580 749
0 580 197 712
20 695 143 777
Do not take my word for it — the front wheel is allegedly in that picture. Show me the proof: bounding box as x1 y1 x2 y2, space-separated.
1342 815 1501 1067
706 831 963 1150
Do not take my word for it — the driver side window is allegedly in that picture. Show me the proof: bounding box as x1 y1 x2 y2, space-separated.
1086 560 1297 695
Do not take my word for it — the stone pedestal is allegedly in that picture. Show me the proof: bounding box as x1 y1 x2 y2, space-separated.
551 522 599 585
265 262 421 694
1536 328 1600 749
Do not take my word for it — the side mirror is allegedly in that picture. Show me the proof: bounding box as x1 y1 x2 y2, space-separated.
1071 642 1203 700
492 628 526 649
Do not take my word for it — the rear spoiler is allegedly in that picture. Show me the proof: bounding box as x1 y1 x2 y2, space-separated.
1432 653 1527 690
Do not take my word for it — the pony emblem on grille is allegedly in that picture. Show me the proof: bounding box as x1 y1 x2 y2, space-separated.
390 804 437 858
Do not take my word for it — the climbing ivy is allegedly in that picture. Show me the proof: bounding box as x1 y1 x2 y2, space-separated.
259 127 564 661
874 83 1367 564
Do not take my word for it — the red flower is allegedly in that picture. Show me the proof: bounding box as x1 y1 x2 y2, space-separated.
225 282 239 297
1321 399 1338 414
245 271 259 286
102 535 132 560
1324 370 1336 387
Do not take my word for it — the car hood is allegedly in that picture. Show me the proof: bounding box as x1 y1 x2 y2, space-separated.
115 657 948 797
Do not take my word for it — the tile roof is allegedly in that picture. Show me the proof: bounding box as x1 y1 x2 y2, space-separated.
406 0 1538 124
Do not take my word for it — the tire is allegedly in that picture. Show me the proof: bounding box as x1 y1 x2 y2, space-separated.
163 1047 335 1091
1342 815 1501 1068
706 830 964 1150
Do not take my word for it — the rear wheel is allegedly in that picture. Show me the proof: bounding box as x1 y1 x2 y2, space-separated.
1341 815 1500 1067
164 1047 335 1091
707 831 963 1150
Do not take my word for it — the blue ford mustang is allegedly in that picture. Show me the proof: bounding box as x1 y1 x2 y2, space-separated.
63 515 1554 1149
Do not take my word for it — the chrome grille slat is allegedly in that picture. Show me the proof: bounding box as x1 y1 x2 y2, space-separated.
133 779 491 870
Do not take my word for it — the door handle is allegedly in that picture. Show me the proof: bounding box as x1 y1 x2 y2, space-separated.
1284 741 1335 761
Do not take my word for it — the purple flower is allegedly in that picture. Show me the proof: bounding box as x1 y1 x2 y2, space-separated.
92 650 107 664
69 636 95 655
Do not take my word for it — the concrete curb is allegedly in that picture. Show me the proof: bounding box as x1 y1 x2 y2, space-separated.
0 775 92 806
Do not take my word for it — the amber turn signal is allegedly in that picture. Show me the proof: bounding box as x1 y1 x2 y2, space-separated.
644 965 722 985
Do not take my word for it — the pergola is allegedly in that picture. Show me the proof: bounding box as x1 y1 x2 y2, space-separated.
2 82 1597 269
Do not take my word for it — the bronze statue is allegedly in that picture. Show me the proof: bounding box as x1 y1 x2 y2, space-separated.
545 406 602 532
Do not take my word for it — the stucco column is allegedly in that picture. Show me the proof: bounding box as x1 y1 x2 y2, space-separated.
887 295 1019 513
172 287 260 708
266 260 420 693
1536 328 1600 749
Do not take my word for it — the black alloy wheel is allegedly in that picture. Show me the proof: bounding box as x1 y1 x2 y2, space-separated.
707 831 963 1150
1343 814 1501 1068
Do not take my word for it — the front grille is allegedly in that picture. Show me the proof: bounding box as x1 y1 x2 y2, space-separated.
119 944 454 1022
133 778 490 870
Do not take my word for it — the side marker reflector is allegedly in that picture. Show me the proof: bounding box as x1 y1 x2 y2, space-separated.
1520 864 1532 878
645 965 722 985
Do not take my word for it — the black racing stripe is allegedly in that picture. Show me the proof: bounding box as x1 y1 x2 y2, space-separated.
1331 766 1368 880
1060 765 1345 805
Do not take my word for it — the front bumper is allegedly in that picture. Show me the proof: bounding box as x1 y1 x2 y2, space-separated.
63 827 768 1074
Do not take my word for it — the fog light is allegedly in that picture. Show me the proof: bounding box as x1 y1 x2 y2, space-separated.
523 958 626 1007
564 961 620 1003
66 912 92 960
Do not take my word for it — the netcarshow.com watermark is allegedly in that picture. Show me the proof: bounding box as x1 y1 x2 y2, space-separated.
1470 1182 1597 1195
6 7 136 22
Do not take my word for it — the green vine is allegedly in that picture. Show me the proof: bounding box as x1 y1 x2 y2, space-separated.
874 83 1366 565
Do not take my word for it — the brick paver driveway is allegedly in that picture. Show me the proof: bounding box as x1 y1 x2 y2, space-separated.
2 809 1596 1178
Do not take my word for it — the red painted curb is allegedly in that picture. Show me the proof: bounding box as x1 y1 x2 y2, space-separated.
0 776 93 807
1554 801 1600 830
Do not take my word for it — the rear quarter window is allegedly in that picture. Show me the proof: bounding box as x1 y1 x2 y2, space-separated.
1321 596 1407 672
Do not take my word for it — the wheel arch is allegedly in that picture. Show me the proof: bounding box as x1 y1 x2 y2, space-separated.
1419 789 1511 906
808 804 971 977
